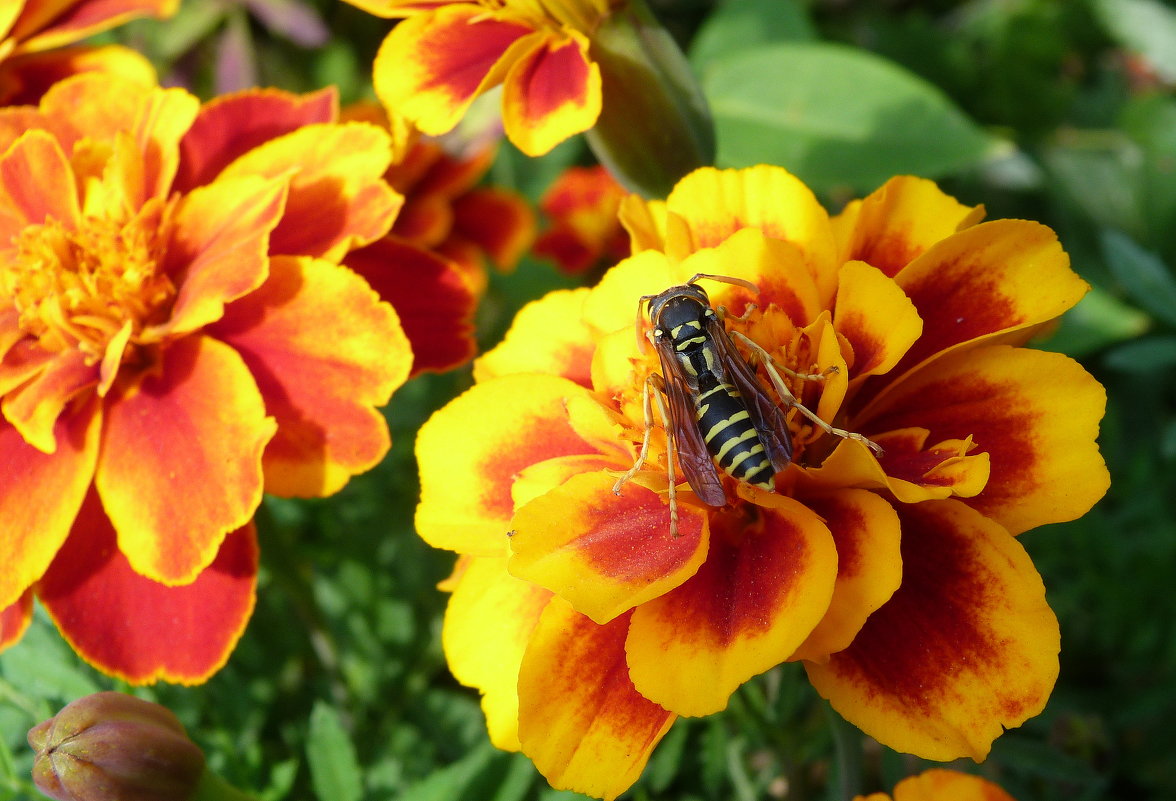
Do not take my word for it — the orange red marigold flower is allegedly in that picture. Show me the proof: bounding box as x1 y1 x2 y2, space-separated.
415 165 1110 799
0 0 174 104
0 74 411 683
340 101 535 375
348 0 611 156
533 164 628 275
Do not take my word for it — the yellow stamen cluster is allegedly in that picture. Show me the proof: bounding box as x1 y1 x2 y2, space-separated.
5 209 174 363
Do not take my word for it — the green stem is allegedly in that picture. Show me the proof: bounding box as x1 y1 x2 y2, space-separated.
825 702 863 801
191 768 262 801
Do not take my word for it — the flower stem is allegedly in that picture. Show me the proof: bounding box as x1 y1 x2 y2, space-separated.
825 701 863 801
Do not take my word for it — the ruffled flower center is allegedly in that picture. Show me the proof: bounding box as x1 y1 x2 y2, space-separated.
5 203 175 363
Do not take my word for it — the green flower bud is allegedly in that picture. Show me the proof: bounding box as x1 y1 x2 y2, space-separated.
28 692 206 801
586 0 715 198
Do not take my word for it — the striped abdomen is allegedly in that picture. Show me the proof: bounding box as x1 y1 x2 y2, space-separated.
693 374 774 490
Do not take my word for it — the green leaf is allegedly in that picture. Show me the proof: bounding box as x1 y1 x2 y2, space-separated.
1036 284 1150 358
1101 228 1176 328
306 702 363 801
703 43 996 193
689 0 815 74
1104 335 1176 373
1093 0 1176 83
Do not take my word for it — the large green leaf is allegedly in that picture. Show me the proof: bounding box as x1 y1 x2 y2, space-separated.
704 42 996 193
689 0 815 74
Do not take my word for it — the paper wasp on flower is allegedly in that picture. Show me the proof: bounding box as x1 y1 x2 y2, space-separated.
612 273 882 537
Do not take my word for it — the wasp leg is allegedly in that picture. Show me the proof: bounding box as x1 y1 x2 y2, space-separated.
611 374 680 538
714 302 758 323
733 331 884 456
731 330 833 383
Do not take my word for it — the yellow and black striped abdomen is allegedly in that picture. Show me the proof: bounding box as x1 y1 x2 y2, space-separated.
693 377 775 490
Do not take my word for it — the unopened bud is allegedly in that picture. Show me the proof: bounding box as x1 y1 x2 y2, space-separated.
586 0 715 198
28 692 206 801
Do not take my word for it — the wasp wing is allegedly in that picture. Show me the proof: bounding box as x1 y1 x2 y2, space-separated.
652 340 729 507
706 319 793 470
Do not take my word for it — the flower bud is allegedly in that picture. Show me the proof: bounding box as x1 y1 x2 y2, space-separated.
586 0 716 198
28 692 206 801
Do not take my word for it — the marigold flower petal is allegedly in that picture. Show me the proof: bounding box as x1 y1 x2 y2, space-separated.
580 249 677 333
626 494 837 716
518 599 675 801
151 175 288 338
443 554 552 751
0 395 100 609
474 288 594 387
663 166 840 302
890 220 1088 377
0 44 157 107
39 494 257 685
211 255 410 497
833 260 923 380
888 768 1017 801
416 374 606 554
95 335 274 586
859 345 1109 534
832 175 985 276
0 130 81 237
1 348 96 453
803 428 991 504
510 471 708 624
501 29 601 156
346 237 476 376
216 122 400 261
0 590 33 651
805 499 1059 761
9 0 178 54
174 87 337 191
451 186 536 270
373 6 534 136
37 75 198 205
790 489 902 662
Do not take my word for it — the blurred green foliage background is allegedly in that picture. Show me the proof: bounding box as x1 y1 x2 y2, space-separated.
3 0 1175 799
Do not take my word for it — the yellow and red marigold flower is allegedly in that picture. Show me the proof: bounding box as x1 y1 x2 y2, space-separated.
0 0 174 104
347 0 610 157
0 73 411 683
416 165 1110 799
533 164 628 276
857 768 1017 801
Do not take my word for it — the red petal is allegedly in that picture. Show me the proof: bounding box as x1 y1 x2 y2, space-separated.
211 256 410 497
626 496 838 716
0 396 101 610
39 491 257 684
518 600 675 800
175 87 337 191
0 590 34 651
805 500 1059 761
96 336 273 584
346 237 477 376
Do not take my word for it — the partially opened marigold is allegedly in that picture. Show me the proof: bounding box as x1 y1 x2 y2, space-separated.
0 74 411 683
416 166 1109 799
0 0 173 104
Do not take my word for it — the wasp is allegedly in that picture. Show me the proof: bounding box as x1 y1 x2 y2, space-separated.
612 273 881 537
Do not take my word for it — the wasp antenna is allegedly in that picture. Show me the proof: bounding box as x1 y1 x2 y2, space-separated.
685 273 761 295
